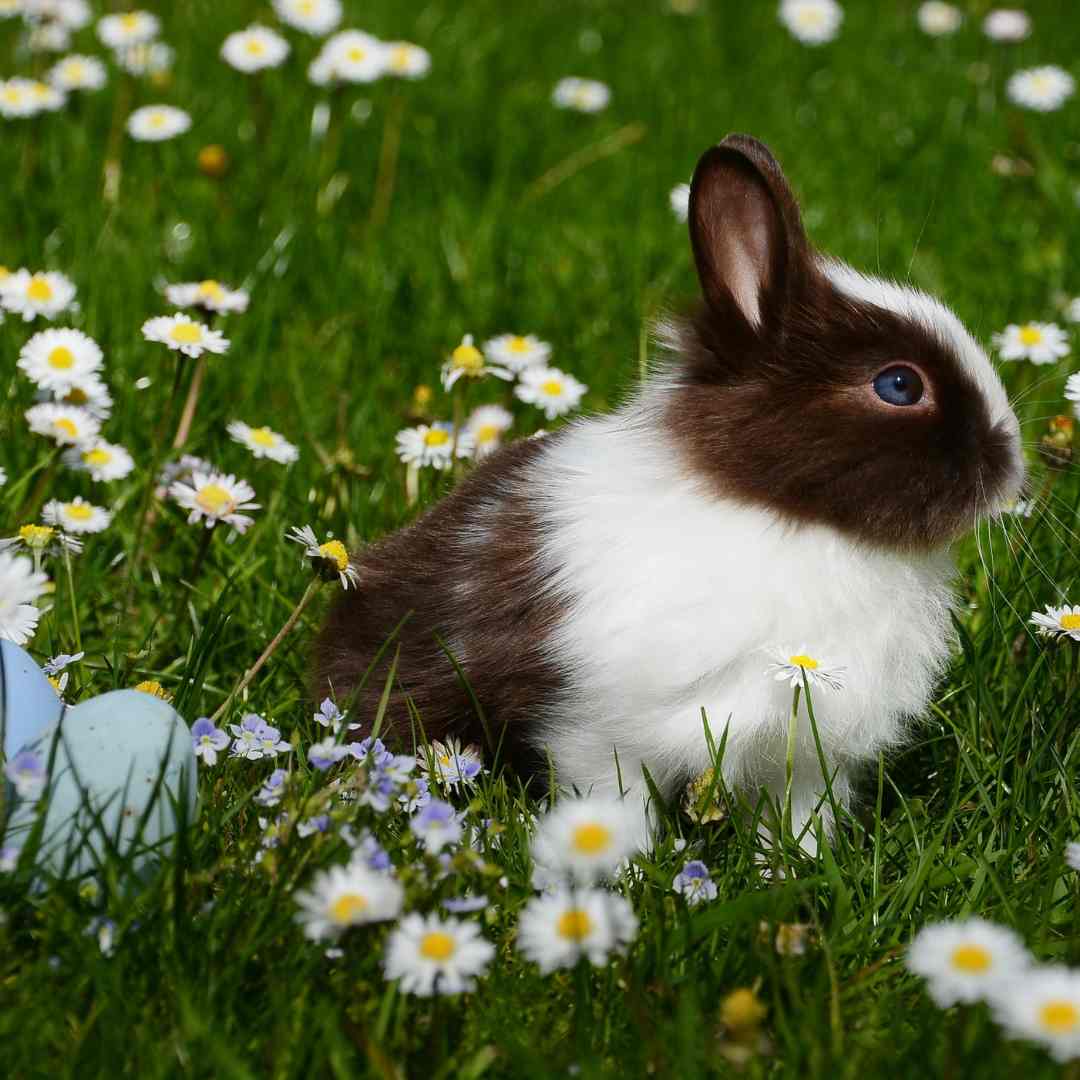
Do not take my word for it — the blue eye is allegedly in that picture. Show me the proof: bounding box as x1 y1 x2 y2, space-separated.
873 365 924 407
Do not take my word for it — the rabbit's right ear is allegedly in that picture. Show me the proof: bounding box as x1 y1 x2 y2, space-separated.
689 135 809 335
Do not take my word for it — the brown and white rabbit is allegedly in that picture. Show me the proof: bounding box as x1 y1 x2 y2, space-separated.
315 134 1024 851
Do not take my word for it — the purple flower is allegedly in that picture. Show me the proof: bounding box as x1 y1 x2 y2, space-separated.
399 775 431 814
442 895 488 913
191 718 229 766
410 799 463 852
230 713 290 761
349 736 392 768
342 826 392 871
297 814 331 838
673 860 718 905
0 845 19 872
5 750 45 800
256 769 288 807
43 651 84 676
308 736 346 771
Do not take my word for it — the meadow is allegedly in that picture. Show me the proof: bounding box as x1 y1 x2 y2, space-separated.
2 0 1080 1076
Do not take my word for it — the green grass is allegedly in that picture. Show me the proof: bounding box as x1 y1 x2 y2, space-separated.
2 0 1080 1076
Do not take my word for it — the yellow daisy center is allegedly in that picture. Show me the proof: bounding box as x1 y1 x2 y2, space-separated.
475 424 500 445
48 675 63 692
66 61 85 79
27 275 54 302
424 428 450 447
329 893 368 923
198 279 224 301
149 112 167 129
1060 614 1080 631
390 45 412 70
47 346 75 370
1018 325 1044 346
317 540 349 572
120 13 140 30
0 265 9 279
85 448 112 466
419 931 456 961
169 321 203 344
451 342 484 373
2 87 22 105
541 379 564 396
249 426 278 448
64 388 89 406
556 909 593 941
508 336 531 353
1040 1000 1080 1034
797 9 826 27
195 483 235 516
134 680 170 699
53 417 78 438
299 0 315 11
64 502 94 522
950 944 991 974
245 38 266 56
19 524 54 548
788 654 820 670
346 46 366 63
31 82 49 99
571 822 612 855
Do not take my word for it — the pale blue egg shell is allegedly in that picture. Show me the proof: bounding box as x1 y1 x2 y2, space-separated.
1 639 63 759
6 689 197 879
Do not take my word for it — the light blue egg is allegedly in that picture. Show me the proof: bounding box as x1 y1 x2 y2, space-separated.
5 689 197 879
1 640 63 759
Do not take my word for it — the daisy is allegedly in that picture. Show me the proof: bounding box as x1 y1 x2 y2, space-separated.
0 78 42 118
272 0 341 36
1007 67 1076 112
191 718 229 766
27 22 72 54
96 10 159 49
514 366 588 420
395 423 475 470
0 551 48 646
17 328 103 393
286 524 359 588
441 334 512 390
482 333 551 373
56 373 113 420
169 470 260 532
63 440 135 482
383 41 431 80
906 918 1030 1006
670 182 690 222
1065 373 1080 417
42 496 111 535
779 0 843 45
551 76 610 113
51 0 92 30
127 105 191 142
1030 604 1080 642
221 24 290 73
47 54 107 92
383 913 494 996
141 313 230 358
26 402 100 446
410 799 464 852
0 268 76 321
765 646 845 691
318 30 387 84
517 887 638 973
994 322 1070 364
983 9 1031 42
116 41 174 77
295 862 403 941
465 404 513 459
993 966 1080 1062
531 795 643 883
227 420 299 464
672 860 718 905
917 2 962 36
419 739 484 789
164 279 249 314
0 523 82 558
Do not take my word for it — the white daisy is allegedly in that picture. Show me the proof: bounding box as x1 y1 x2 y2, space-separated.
97 10 159 49
294 863 403 941
1030 604 1080 642
482 333 551 373
141 313 230 358
465 404 513 459
1065 842 1080 871
221 24 290 73
47 54 107 92
272 0 341 36
55 372 114 420
514 366 588 420
670 182 691 222
993 966 1080 1062
383 41 431 80
0 268 76 321
779 0 843 45
765 646 846 691
0 77 42 118
1065 373 1080 416
1066 298 1080 323
27 21 71 53
906 918 1030 1007
551 76 611 113
286 524 359 589
126 104 191 142
993 322 1070 364
0 551 48 646
531 795 643 884
441 335 512 390
115 41 174 77
168 471 260 532
17 328 102 393
25 401 99 446
1007 67 1076 112
227 420 299 464
917 2 962 36
318 30 387 84
52 0 92 30
164 279 249 314
383 913 494 997
64 440 135 482
395 423 475 470
42 496 111 535
418 738 484 789
983 9 1031 42
517 887 638 973
0 523 82 558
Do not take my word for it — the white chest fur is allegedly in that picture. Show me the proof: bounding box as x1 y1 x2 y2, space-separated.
524 396 957 824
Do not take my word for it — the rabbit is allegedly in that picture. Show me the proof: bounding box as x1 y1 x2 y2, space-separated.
315 134 1024 853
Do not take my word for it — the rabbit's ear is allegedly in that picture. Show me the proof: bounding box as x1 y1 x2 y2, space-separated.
689 135 809 333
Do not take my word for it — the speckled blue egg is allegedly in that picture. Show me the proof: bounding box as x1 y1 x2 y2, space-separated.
1 640 63 759
6 689 197 878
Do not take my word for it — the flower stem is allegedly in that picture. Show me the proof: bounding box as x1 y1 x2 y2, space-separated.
172 356 207 450
62 543 82 656
783 683 802 842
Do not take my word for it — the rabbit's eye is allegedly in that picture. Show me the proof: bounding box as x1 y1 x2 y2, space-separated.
873 365 924 407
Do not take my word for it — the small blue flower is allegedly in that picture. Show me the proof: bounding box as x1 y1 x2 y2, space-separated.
4 750 45 800
410 799 464 852
43 651 84 676
255 769 288 807
672 859 718 905
442 895 488 913
191 717 229 766
297 814 331 838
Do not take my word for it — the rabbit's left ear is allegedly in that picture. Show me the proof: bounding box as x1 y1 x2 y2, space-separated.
688 134 810 335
